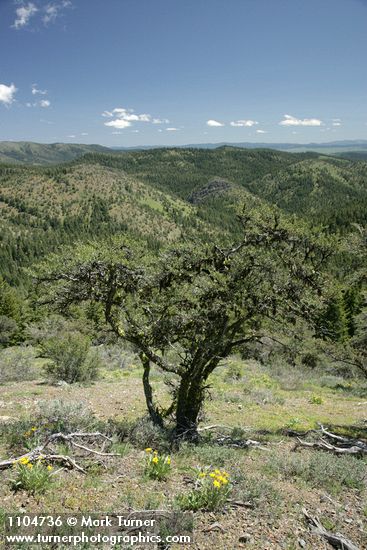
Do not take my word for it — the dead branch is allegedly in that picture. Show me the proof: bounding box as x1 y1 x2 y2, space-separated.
0 431 118 473
303 508 359 550
0 450 86 473
294 437 366 456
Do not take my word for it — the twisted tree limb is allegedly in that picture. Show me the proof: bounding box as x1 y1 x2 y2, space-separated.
303 508 360 550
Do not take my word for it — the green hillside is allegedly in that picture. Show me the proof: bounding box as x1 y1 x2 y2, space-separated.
80 147 367 228
0 147 366 286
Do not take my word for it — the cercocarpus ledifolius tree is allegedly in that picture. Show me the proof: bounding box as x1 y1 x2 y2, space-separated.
39 205 333 439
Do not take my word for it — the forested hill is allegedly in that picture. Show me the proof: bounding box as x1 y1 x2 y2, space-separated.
0 142 111 165
0 146 367 286
80 148 367 228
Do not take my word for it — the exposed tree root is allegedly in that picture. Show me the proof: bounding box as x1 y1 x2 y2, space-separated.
303 508 359 550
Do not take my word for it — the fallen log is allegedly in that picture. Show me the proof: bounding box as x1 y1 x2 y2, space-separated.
303 508 360 550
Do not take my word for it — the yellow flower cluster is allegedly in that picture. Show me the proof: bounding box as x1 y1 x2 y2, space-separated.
23 427 37 438
200 468 230 488
13 456 53 472
145 448 171 466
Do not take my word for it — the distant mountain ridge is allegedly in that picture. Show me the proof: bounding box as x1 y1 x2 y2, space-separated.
2 140 367 165
0 142 111 165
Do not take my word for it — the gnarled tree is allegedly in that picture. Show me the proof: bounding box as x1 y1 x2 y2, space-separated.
38 206 333 439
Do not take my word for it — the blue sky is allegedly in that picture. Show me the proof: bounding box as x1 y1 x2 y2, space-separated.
1 0 367 146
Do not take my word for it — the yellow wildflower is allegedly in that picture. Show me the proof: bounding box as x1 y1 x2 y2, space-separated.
145 448 153 453
198 472 206 478
27 463 33 469
153 450 158 455
31 427 37 432
47 465 53 471
152 456 159 464
213 480 221 488
209 473 216 478
165 457 171 465
214 469 221 475
19 457 30 465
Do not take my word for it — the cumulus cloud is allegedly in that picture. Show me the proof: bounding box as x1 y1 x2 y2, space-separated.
207 119 224 127
256 129 267 134
166 127 178 131
230 119 258 127
279 114 323 127
0 83 17 105
32 84 47 95
81 132 88 136
67 134 76 138
103 107 169 130
40 99 51 108
13 2 38 29
332 118 342 127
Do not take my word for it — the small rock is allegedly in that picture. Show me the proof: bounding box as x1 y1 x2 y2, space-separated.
239 533 252 543
298 539 306 548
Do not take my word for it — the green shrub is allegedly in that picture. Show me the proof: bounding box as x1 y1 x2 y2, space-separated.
233 476 281 509
265 450 366 493
309 394 323 404
0 346 38 383
35 399 98 434
11 458 54 495
177 467 232 511
42 332 101 383
225 362 243 381
127 417 170 452
1 400 98 452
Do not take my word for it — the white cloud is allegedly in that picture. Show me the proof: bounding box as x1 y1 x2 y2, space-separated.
230 119 258 127
152 118 170 124
40 99 51 108
32 84 47 95
103 107 169 130
43 1 72 25
0 83 17 105
81 132 88 136
332 119 342 127
256 129 267 134
13 2 38 29
166 127 178 131
279 114 323 127
207 119 224 127
67 134 76 138
105 119 131 129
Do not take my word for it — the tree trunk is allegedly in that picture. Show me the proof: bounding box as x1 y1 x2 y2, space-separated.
174 374 204 440
140 353 164 428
